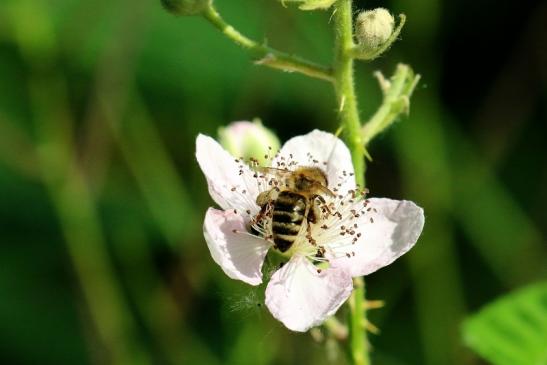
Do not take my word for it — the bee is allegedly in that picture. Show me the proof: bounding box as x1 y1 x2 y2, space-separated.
254 166 334 252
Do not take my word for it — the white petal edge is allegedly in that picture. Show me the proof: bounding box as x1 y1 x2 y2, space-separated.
329 198 424 277
273 130 357 194
196 134 260 215
265 256 353 332
203 208 271 285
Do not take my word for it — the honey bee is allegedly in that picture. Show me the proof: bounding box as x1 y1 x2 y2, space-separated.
254 166 334 252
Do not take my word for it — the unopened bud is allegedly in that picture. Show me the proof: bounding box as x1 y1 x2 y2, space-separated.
161 0 210 16
355 8 394 50
218 120 280 165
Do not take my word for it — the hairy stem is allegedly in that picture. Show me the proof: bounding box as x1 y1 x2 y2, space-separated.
332 1 369 365
333 0 365 181
202 5 334 82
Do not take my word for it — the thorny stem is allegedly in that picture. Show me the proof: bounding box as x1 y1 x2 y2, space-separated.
202 5 335 82
332 1 369 365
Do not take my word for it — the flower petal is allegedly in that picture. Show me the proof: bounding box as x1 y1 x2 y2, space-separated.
204 208 270 285
265 256 353 332
273 130 356 194
196 134 260 215
328 198 424 277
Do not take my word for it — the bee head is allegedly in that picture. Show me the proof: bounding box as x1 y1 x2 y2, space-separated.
292 167 328 193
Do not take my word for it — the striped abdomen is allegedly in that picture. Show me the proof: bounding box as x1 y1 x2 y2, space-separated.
272 191 307 252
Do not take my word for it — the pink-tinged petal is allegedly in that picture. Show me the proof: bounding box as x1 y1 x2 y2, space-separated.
328 198 424 277
265 256 353 332
273 130 356 194
196 134 260 215
204 208 270 285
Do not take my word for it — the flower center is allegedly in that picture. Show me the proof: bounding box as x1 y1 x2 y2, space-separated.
233 150 372 267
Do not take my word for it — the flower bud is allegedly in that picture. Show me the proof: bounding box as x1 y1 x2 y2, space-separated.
161 0 210 16
218 120 280 165
355 8 394 50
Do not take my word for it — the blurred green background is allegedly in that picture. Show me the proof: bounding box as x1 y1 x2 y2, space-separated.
0 0 546 364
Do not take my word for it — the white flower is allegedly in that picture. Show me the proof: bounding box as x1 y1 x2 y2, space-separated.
196 129 424 332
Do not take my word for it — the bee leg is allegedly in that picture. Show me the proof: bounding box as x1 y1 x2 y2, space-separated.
250 203 272 237
315 195 326 205
304 206 319 247
309 195 327 223
314 195 332 218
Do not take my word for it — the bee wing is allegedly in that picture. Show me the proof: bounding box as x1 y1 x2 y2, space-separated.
312 181 336 197
255 166 292 178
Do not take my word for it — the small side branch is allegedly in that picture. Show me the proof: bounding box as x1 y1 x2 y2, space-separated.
202 5 334 83
361 63 420 146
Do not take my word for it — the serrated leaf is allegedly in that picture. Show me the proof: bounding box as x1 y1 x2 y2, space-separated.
463 281 547 365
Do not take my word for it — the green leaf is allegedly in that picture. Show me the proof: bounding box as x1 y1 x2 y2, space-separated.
463 281 547 365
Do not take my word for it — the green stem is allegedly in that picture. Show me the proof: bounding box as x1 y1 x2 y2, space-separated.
333 0 365 183
202 5 334 82
332 1 369 365
350 277 368 365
